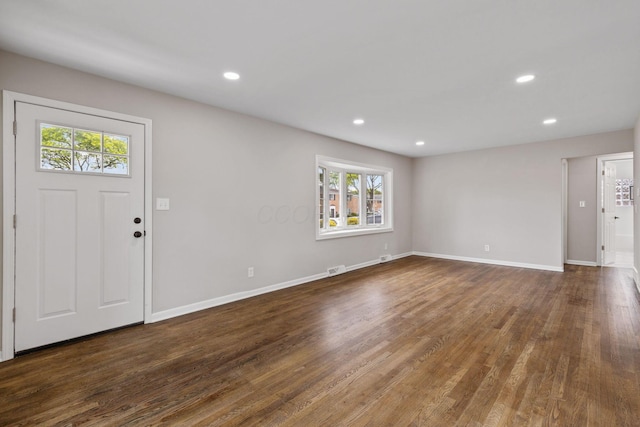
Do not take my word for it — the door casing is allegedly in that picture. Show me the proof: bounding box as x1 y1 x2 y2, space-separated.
1 90 153 362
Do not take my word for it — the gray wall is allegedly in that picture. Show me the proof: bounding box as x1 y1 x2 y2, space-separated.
567 156 597 263
412 130 634 270
0 50 414 353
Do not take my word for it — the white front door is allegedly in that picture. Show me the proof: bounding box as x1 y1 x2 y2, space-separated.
603 163 617 265
14 101 145 352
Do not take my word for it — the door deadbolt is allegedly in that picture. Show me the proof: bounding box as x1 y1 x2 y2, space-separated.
134 217 141 224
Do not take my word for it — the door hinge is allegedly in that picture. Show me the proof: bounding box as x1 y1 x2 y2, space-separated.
602 170 605 176
602 208 605 213
13 307 16 322
602 245 605 251
13 214 16 229
13 120 17 136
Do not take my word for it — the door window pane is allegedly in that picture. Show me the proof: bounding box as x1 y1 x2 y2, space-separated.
39 123 130 176
74 152 101 172
103 155 129 175
104 134 129 155
74 129 102 152
41 147 72 170
41 124 72 148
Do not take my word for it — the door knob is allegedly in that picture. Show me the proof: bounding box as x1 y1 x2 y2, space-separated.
134 217 142 224
133 231 143 238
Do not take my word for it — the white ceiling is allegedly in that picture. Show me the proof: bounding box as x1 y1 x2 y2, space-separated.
1 0 639 157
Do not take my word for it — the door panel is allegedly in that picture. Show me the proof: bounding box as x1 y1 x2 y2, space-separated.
100 191 132 307
14 102 145 352
603 163 617 265
38 189 78 319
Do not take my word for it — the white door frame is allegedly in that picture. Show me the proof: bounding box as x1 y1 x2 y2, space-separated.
596 152 633 266
1 91 153 362
561 159 568 265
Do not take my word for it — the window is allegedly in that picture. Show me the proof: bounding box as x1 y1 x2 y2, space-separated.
316 156 393 239
615 178 634 206
39 123 130 176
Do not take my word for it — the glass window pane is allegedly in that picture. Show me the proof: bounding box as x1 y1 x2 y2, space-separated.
104 134 129 155
318 167 325 229
41 124 72 148
366 175 383 225
103 155 129 175
41 148 72 170
346 173 360 226
74 151 101 172
74 129 102 152
329 171 341 227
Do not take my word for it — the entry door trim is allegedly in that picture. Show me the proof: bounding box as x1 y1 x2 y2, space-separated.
2 91 153 362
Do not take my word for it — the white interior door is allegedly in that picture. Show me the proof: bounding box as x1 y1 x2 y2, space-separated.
14 102 145 352
603 163 617 265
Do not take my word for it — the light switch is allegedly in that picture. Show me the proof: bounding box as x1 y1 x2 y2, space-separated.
156 198 170 211
579 201 586 208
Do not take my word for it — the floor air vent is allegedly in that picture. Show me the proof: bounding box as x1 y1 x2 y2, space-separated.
380 254 392 263
327 265 347 276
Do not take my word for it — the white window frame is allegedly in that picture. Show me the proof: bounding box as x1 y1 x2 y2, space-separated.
316 155 393 240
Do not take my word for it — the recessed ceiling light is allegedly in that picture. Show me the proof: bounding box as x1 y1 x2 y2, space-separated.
415 141 425 146
223 71 240 80
516 74 535 83
543 118 557 125
353 118 365 125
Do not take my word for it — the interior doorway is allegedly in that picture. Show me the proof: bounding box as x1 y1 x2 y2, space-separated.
563 152 634 268
602 158 635 268
600 157 634 267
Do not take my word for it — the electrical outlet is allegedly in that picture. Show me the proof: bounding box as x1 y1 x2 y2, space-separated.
248 267 254 278
484 244 490 252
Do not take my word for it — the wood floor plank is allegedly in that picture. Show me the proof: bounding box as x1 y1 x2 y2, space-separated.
1 257 639 426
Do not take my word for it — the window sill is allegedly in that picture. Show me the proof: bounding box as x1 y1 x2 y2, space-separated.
316 226 393 240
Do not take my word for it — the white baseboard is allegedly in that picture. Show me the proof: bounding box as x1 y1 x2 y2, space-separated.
346 259 380 272
393 252 413 260
634 267 639 295
566 260 598 267
150 252 410 323
150 271 328 323
413 251 564 272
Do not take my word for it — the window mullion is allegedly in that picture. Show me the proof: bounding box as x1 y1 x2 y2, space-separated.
360 175 366 228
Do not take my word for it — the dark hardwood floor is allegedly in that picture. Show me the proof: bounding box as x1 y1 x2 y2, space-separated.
1 256 639 426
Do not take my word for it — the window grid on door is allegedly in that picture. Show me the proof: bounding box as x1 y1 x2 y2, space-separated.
39 122 130 176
